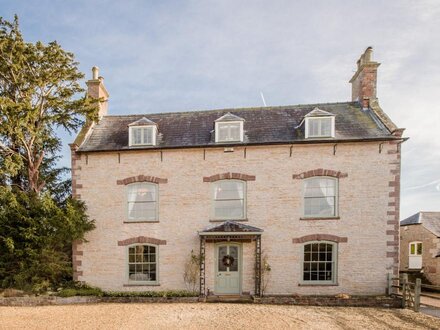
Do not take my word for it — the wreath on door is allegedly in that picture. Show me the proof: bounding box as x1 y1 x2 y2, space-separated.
222 255 235 267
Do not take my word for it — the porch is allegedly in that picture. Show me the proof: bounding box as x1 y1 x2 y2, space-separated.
198 221 263 297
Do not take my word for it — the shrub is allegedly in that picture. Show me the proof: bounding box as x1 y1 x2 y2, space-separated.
183 250 200 293
58 285 103 297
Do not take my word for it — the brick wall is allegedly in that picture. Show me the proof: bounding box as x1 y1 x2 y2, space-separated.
400 224 440 285
72 141 400 295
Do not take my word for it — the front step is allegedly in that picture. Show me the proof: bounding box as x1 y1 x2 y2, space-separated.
205 295 253 303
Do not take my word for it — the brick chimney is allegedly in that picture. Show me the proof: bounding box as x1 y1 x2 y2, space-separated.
349 47 380 108
86 66 109 118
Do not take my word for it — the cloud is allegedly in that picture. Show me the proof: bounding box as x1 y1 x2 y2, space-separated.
1 0 439 218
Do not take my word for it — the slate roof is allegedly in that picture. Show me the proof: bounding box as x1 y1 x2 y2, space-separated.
401 212 440 237
78 102 397 152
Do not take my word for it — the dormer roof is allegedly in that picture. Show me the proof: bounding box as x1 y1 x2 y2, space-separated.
215 112 245 122
128 117 157 126
304 108 335 117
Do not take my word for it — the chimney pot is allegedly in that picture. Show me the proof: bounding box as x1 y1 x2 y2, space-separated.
92 66 99 80
349 47 380 102
364 47 373 62
86 66 109 119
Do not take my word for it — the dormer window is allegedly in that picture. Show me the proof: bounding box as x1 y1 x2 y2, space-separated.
304 108 335 139
214 112 244 143
128 117 157 146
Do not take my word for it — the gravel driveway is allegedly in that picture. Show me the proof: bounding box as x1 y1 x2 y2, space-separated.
1 303 439 330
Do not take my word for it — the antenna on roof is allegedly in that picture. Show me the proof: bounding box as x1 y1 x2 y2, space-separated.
260 91 267 107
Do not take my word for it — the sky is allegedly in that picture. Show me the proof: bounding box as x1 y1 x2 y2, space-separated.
1 0 439 218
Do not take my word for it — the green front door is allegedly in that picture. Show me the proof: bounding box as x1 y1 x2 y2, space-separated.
215 243 241 295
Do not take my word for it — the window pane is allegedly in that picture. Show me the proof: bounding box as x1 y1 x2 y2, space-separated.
218 125 229 141
128 202 156 220
229 123 241 141
212 180 245 219
320 118 332 136
214 181 244 200
303 243 335 282
133 128 142 144
127 183 157 220
142 127 153 144
417 243 422 255
229 246 238 272
410 244 415 255
303 269 310 281
218 123 241 141
308 119 319 137
304 178 335 197
128 245 157 282
128 183 156 202
307 118 332 137
304 252 311 261
218 246 227 272
304 178 336 217
214 200 244 219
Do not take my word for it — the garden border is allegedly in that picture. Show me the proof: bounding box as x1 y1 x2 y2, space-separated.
0 295 400 308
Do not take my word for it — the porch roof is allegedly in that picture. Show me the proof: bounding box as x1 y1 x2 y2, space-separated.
199 221 263 236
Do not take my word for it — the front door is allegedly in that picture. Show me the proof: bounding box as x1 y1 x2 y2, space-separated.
215 243 241 295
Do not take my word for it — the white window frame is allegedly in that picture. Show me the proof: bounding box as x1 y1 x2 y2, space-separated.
126 244 159 285
301 241 338 285
409 241 423 270
129 126 157 146
126 182 159 222
305 116 335 138
211 179 247 220
302 176 338 218
215 121 244 143
409 242 423 256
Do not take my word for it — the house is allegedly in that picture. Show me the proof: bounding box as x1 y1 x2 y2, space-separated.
400 212 440 285
70 48 405 297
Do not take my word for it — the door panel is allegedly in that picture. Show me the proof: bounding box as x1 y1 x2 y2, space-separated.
215 244 241 294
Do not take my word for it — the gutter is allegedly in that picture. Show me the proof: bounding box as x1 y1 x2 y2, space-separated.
75 136 406 154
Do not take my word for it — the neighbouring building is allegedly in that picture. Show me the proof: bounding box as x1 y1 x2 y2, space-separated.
70 48 406 296
400 212 440 285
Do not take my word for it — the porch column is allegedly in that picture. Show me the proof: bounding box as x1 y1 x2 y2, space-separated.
199 236 206 297
255 235 262 297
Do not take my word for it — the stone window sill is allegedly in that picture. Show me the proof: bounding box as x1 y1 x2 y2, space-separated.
123 221 160 224
298 283 339 287
300 217 340 221
123 283 161 287
209 218 248 222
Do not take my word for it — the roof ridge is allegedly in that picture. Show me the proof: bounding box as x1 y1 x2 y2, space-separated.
102 101 358 118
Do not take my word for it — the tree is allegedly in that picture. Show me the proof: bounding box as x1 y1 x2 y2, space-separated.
0 16 96 292
0 15 97 194
0 187 95 291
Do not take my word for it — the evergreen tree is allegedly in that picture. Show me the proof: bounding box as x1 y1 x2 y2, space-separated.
0 15 97 193
0 16 96 292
